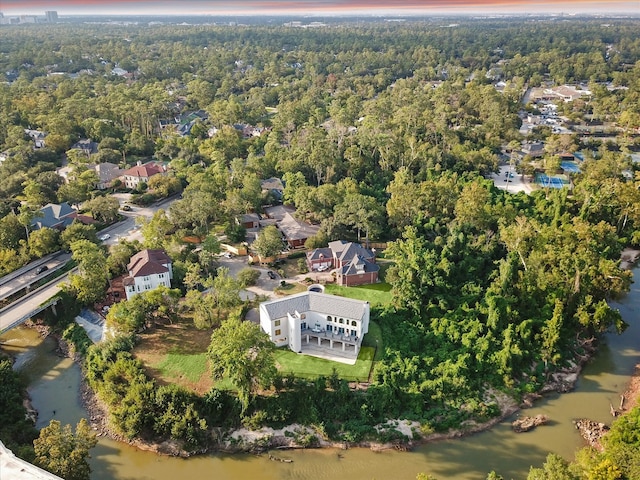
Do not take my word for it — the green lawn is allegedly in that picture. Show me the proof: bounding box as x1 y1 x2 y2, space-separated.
274 346 374 382
155 352 208 383
324 282 393 306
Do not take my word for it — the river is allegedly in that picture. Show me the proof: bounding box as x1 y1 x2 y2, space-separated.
2 266 638 480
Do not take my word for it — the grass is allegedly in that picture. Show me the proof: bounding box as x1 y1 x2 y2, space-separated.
155 351 208 383
274 282 308 296
273 320 383 381
324 282 393 306
274 346 374 382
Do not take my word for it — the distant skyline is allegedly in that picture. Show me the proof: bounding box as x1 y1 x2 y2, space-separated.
1 1 638 17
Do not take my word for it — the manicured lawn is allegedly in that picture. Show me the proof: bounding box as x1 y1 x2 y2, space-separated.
361 321 384 361
274 346 374 382
155 351 208 383
324 282 393 306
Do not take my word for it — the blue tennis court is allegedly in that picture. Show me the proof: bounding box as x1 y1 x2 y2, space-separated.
561 161 581 173
536 174 568 188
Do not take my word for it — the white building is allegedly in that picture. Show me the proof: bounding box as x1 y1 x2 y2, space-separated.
123 249 173 300
259 292 370 364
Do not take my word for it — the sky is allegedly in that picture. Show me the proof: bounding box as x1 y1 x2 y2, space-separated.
0 0 637 16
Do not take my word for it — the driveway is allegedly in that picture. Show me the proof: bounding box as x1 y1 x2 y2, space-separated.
215 256 280 300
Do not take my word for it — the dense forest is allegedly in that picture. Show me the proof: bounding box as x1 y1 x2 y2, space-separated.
1 16 639 479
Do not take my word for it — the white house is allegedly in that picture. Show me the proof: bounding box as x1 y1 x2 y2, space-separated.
123 249 173 300
121 162 165 189
259 291 370 364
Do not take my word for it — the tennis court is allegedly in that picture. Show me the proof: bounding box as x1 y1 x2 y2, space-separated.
536 174 568 189
561 161 581 173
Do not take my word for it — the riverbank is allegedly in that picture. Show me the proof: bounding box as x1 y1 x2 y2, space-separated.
63 326 598 457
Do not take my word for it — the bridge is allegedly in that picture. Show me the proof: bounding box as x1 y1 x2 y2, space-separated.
0 271 73 336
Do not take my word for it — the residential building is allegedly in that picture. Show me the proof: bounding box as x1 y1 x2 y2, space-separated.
307 240 379 286
259 291 370 363
237 212 260 229
260 177 284 203
31 202 76 230
24 129 47 148
70 139 99 157
123 249 173 300
121 161 165 189
92 162 123 190
262 205 319 248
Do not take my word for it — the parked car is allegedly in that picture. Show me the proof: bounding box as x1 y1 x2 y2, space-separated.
267 270 277 279
35 265 49 274
99 234 111 241
121 205 132 211
317 265 329 272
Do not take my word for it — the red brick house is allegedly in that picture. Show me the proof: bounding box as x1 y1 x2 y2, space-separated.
307 240 379 286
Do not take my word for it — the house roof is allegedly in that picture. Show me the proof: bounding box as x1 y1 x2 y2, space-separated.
341 254 380 276
240 212 261 223
122 162 164 178
261 291 368 321
93 162 122 183
260 177 284 192
127 249 171 278
328 240 375 263
278 212 319 241
32 202 75 229
71 139 99 155
307 247 332 261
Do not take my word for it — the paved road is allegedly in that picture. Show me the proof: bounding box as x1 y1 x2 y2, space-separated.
0 253 71 301
101 194 179 246
0 272 72 334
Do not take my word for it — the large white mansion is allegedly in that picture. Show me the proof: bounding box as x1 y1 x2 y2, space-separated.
259 291 370 364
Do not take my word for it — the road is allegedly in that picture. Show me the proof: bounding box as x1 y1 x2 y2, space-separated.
0 252 71 301
100 194 180 246
0 272 72 334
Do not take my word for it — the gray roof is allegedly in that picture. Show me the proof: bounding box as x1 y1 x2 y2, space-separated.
328 240 375 262
341 254 380 275
278 212 319 241
32 202 75 229
307 247 332 261
261 177 284 192
262 292 368 321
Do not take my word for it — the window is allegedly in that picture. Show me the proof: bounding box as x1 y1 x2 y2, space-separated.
327 325 333 332
158 273 164 278
275 329 281 336
327 316 332 322
339 318 344 324
351 321 357 326
275 319 281 326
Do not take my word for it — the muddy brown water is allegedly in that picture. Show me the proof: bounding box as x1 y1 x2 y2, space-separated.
2 266 639 479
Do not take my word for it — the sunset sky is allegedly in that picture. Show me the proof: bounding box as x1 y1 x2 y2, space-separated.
1 0 637 16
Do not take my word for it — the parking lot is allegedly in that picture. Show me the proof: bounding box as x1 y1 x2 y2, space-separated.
490 165 534 194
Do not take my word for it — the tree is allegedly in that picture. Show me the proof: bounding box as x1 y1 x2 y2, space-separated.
139 209 173 249
252 225 283 260
28 227 60 258
207 315 276 413
148 174 182 198
60 222 99 251
33 418 97 480
84 195 120 224
67 239 108 305
58 168 99 208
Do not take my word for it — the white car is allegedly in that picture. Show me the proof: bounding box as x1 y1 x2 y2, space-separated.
99 234 111 241
317 265 329 272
